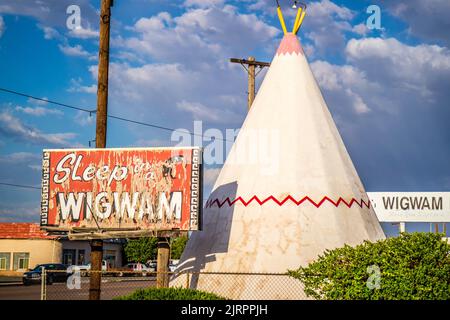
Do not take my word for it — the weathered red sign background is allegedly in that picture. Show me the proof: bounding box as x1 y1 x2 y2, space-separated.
40 147 202 231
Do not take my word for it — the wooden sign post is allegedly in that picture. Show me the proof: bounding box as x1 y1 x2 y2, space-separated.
89 239 103 300
156 237 171 288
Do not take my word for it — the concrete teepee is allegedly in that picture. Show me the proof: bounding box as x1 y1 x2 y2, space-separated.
172 4 385 299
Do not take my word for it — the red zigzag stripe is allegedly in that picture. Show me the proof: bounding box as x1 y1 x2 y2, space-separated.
205 195 371 209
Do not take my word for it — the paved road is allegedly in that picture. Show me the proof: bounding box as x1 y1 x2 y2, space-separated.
0 277 156 300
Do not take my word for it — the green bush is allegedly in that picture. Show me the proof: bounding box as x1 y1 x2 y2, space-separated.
288 232 450 300
114 287 227 300
171 236 188 260
124 237 158 264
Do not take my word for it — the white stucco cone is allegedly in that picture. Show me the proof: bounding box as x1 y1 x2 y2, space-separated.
171 33 385 299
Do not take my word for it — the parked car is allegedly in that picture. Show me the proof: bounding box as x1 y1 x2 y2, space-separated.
123 263 153 276
145 260 177 272
146 260 157 270
83 260 108 272
168 263 178 272
72 260 133 277
23 263 69 286
169 259 179 272
72 260 108 276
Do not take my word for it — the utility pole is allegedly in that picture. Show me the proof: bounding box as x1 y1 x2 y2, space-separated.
89 0 113 301
230 57 270 111
95 0 112 149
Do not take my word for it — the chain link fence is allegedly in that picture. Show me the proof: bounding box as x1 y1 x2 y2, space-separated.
38 269 308 300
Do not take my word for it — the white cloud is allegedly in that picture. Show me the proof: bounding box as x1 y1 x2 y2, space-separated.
0 15 4 38
345 37 450 104
346 37 450 71
27 97 48 106
311 60 373 114
311 37 450 116
122 6 278 66
73 110 95 126
345 88 370 114
69 84 96 94
352 23 369 36
0 206 40 222
15 106 63 116
176 100 220 122
68 26 99 39
184 0 224 8
39 25 60 40
310 0 353 20
0 152 40 163
28 164 42 171
244 0 356 56
303 0 354 55
58 43 93 58
386 0 450 46
67 78 97 94
0 111 77 147
93 3 275 134
0 0 98 30
94 60 246 128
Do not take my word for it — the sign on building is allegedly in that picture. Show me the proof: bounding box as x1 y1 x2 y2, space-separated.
367 192 450 222
40 147 202 232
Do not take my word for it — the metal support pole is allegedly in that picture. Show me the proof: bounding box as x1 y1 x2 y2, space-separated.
40 267 46 300
185 272 190 289
399 222 406 234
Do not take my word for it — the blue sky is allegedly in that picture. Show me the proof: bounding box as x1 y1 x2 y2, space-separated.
0 0 449 236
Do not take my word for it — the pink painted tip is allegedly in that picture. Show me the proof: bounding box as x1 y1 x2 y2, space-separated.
276 33 303 56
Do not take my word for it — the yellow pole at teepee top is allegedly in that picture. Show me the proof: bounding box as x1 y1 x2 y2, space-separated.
276 1 307 35
293 10 306 34
277 5 288 35
292 7 303 33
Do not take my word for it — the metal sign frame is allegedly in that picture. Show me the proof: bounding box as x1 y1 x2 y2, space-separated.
40 147 203 239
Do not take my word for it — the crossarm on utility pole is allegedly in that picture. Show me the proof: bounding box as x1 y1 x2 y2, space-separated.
230 57 270 111
229 58 271 68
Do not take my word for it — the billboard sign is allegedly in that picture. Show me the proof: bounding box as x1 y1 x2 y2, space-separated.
40 147 202 231
367 192 450 222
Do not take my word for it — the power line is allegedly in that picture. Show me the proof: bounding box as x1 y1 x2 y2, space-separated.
0 182 40 190
0 87 234 143
0 87 94 113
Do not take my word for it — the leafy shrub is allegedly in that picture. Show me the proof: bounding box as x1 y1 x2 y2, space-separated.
115 287 227 300
124 237 157 264
288 233 450 300
171 236 188 260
